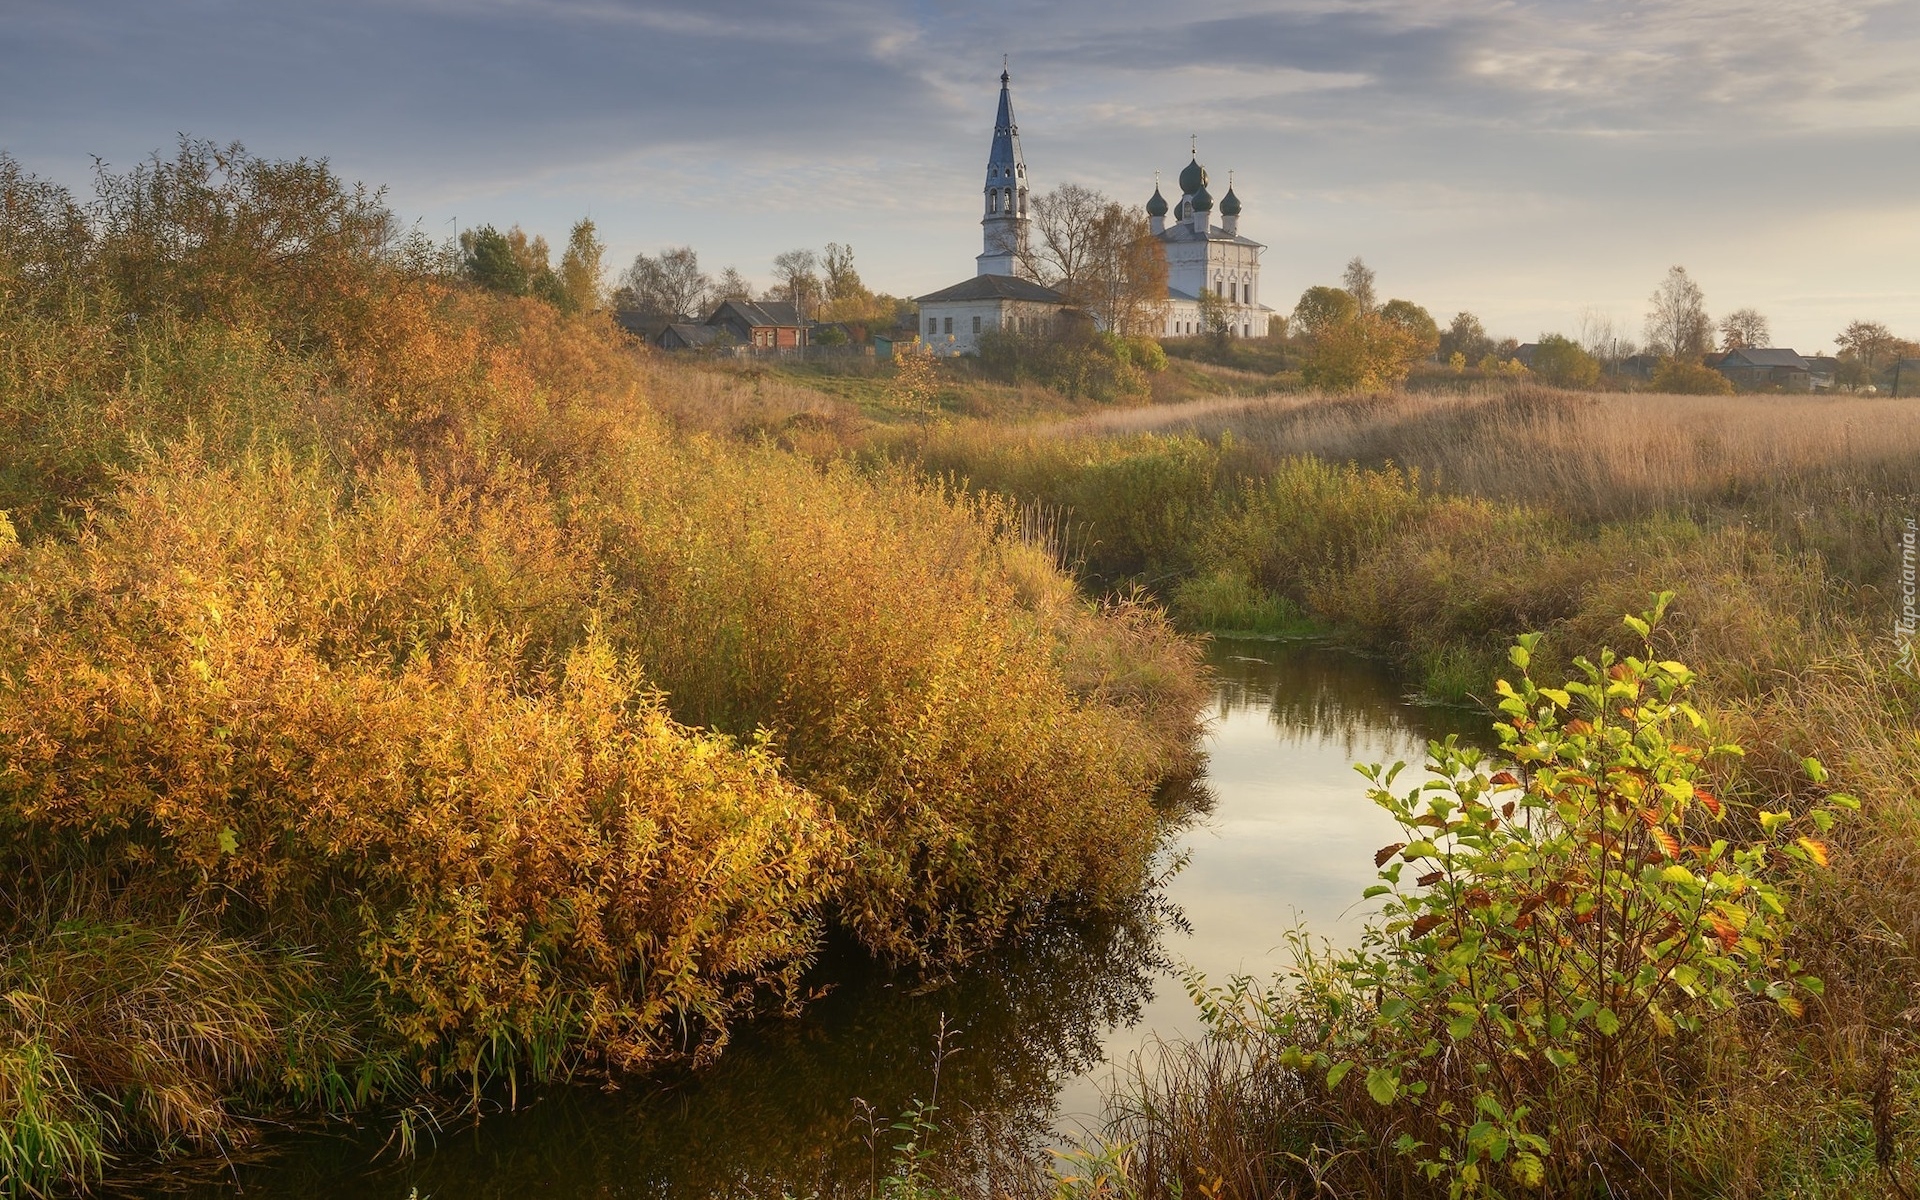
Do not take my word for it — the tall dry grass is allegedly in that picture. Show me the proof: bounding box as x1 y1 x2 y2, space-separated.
1046 386 1920 533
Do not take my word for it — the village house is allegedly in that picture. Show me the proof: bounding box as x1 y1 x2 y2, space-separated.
705 298 809 350
1714 348 1813 392
1894 358 1920 397
656 322 718 351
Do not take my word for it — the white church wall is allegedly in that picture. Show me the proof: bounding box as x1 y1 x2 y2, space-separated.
916 299 1062 356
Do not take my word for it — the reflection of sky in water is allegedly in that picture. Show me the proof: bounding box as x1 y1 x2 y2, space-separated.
1057 638 1487 1130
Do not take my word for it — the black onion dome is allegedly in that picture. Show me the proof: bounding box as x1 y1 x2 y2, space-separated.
1219 186 1241 216
1178 156 1207 194
1190 184 1214 211
1146 186 1169 217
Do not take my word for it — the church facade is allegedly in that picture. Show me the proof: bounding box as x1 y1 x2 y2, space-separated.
1148 158 1274 340
916 69 1273 354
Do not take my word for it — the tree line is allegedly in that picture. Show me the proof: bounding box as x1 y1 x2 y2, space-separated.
1270 259 1918 394
443 215 1914 395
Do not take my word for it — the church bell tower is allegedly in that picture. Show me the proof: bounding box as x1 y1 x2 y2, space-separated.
976 65 1030 278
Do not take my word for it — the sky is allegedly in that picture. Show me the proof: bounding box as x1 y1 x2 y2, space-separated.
5 0 1918 352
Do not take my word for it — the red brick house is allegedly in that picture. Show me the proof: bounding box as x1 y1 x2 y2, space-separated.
707 299 808 350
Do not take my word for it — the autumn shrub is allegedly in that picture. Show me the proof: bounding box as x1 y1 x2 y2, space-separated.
595 445 1196 965
0 448 847 1074
0 144 1212 1191
976 328 1153 404
1651 358 1735 396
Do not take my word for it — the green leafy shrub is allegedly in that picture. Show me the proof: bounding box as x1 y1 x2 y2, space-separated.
1201 602 1851 1194
1531 334 1600 389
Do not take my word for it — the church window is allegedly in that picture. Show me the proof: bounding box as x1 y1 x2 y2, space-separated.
1214 280 1224 298
972 315 981 335
927 317 936 335
943 317 953 335
989 191 998 213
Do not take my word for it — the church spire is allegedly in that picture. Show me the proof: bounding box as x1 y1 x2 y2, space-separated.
977 62 1030 278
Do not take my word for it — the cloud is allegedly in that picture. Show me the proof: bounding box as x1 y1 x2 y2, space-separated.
1 0 1915 345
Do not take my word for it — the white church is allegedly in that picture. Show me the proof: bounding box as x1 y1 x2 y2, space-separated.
917 68 1274 353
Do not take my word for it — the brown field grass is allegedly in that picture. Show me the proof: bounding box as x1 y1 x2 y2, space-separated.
1042 386 1920 525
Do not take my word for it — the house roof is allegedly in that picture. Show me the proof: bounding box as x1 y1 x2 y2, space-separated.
659 323 717 347
708 298 803 328
1155 222 1265 249
614 310 689 339
1721 348 1810 369
916 274 1067 305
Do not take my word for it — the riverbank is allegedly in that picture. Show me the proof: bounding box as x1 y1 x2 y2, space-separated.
0 148 1209 1195
835 385 1919 1196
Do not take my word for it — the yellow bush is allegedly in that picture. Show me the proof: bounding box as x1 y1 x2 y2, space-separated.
0 449 845 1071
602 445 1186 963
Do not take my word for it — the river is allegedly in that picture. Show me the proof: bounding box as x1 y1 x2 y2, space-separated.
125 638 1486 1199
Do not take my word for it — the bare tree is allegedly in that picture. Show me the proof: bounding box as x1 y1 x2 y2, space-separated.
1020 183 1107 295
1718 308 1771 351
713 266 752 303
771 248 820 322
1575 307 1633 364
1342 256 1378 313
1644 266 1713 359
1020 184 1166 335
616 246 709 317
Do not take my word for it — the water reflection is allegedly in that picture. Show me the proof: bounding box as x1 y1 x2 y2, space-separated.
124 909 1167 1200
1054 637 1487 1127
122 638 1491 1198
